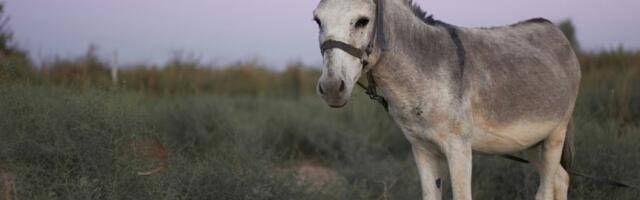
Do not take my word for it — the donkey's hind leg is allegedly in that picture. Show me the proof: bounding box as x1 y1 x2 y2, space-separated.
527 146 569 200
554 165 569 200
528 124 567 200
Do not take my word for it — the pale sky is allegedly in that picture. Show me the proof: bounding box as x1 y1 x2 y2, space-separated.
6 0 640 69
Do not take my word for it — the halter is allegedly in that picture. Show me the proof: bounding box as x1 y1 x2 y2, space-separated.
319 0 389 110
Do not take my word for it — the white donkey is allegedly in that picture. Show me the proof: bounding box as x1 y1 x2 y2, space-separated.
313 0 581 199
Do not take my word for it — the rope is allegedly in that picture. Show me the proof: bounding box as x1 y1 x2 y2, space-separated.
357 71 388 111
501 155 640 191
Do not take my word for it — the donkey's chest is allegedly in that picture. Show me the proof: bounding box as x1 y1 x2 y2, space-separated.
387 100 466 144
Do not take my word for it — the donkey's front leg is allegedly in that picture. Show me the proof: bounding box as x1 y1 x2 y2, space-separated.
444 140 473 200
412 144 447 200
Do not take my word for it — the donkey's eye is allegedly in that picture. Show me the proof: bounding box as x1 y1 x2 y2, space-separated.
355 17 370 28
314 17 322 29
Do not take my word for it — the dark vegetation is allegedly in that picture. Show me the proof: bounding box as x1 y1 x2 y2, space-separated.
1 3 639 199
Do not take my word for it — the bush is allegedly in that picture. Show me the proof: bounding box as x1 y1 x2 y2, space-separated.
1 78 639 199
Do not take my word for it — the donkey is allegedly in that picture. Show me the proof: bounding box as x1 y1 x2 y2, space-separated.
313 0 581 199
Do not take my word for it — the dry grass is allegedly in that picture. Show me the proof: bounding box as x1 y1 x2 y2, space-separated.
1 47 639 199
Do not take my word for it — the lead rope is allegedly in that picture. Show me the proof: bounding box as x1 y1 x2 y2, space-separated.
355 0 388 111
501 154 640 191
356 71 388 111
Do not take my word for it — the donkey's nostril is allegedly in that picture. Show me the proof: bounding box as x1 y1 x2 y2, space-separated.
318 84 326 95
339 80 345 92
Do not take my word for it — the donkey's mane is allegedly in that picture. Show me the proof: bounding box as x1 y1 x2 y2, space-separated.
403 0 552 28
403 0 466 66
403 0 442 26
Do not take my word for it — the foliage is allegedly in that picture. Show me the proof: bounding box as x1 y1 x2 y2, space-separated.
1 45 639 199
0 2 34 83
1 72 639 199
36 48 319 97
0 2 12 54
558 19 581 53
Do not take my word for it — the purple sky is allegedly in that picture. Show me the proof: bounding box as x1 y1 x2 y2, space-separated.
6 0 640 69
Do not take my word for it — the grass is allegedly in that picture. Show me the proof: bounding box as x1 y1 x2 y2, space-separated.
0 46 639 199
0 70 639 199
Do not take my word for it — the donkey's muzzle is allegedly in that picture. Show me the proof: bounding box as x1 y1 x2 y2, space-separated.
317 78 348 108
318 79 346 96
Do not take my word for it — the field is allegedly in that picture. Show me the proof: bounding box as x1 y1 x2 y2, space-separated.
0 48 639 199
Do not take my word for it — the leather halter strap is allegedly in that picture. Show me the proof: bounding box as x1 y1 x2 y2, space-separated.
319 0 389 110
320 40 365 59
319 0 387 64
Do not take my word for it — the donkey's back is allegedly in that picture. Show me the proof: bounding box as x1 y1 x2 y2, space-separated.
459 19 581 153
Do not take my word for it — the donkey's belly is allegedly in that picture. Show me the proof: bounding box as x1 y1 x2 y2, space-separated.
471 120 560 154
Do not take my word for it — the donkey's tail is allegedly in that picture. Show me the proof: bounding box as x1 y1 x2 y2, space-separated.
561 118 575 170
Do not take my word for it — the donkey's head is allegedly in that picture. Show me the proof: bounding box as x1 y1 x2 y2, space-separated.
313 0 383 108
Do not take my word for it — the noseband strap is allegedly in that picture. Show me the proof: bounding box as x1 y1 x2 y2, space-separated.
319 0 389 111
320 40 365 59
319 0 386 65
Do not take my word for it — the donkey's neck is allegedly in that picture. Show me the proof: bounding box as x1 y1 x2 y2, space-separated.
372 0 462 109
